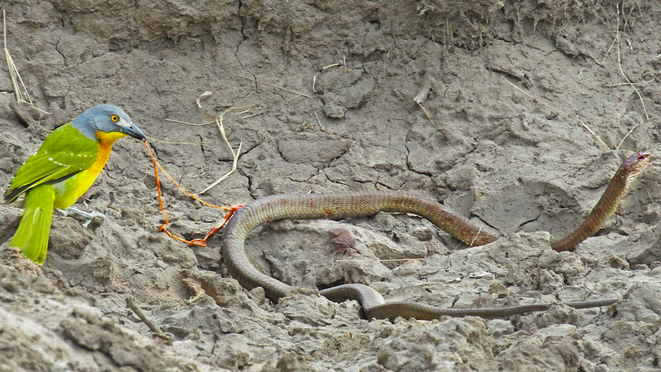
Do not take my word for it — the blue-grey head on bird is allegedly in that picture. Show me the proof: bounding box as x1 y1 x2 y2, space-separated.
72 104 146 140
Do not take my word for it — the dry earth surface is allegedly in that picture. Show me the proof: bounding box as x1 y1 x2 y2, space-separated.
1 0 661 371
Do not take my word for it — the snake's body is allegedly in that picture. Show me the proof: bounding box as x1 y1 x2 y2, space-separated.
221 152 650 320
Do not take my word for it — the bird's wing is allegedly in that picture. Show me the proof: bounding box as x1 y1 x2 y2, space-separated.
5 123 99 202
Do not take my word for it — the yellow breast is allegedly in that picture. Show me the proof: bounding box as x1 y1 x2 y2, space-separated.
52 131 127 209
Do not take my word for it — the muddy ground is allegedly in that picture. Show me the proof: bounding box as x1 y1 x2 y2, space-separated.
1 0 661 371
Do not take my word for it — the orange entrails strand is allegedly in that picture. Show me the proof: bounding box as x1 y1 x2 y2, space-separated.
144 141 231 211
158 206 241 246
144 139 169 224
159 224 193 244
189 205 242 246
142 139 241 246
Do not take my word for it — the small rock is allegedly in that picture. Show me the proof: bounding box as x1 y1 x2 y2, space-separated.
323 102 346 118
487 319 514 337
277 291 335 326
30 276 55 294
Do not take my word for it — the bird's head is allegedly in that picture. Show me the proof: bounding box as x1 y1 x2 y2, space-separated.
72 104 146 142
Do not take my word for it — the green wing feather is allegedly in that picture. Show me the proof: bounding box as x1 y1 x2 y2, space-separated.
5 123 99 202
9 184 55 265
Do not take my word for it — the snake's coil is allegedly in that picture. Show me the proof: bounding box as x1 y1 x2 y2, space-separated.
222 152 650 320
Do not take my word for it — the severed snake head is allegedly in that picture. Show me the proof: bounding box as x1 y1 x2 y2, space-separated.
619 151 651 189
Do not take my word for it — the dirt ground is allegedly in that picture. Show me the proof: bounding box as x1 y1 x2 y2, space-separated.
1 0 661 371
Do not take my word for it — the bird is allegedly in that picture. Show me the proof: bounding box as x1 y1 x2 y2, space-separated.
4 104 146 265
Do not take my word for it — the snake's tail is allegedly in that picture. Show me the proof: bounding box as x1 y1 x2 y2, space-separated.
567 298 617 309
364 299 618 321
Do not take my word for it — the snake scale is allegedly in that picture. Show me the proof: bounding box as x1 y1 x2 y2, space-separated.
221 151 650 320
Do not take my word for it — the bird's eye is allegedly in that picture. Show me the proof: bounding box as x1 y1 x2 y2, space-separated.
110 115 119 122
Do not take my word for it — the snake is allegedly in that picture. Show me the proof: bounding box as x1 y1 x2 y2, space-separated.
221 151 650 320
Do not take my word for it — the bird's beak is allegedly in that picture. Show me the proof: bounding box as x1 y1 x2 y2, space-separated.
123 121 147 140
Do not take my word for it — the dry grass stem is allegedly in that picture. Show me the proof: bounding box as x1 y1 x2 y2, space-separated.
616 122 642 150
502 76 610 150
187 91 244 194
322 62 342 70
199 105 246 194
413 73 455 140
185 292 205 304
605 80 654 88
313 57 375 95
146 136 204 146
216 106 246 158
414 99 435 126
608 4 648 150
195 90 217 120
600 36 617 66
614 5 649 123
286 94 304 103
3 10 49 115
413 72 432 104
236 74 313 99
414 96 449 138
313 110 325 131
198 148 241 194
413 73 434 123
165 118 215 126
182 278 206 304
240 112 261 119
4 10 29 105
469 226 482 247
312 71 320 93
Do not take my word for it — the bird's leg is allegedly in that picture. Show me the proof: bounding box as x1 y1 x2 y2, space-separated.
57 206 106 228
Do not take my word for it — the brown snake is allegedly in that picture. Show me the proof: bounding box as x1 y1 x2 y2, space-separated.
221 151 650 320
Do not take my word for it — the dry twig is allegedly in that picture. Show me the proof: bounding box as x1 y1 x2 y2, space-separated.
126 297 172 344
236 75 313 99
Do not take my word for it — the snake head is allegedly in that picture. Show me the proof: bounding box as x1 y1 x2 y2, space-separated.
621 151 650 188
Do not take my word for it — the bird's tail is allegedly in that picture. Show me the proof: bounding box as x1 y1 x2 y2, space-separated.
9 185 54 265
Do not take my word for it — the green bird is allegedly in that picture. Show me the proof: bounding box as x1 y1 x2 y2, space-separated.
4 104 146 265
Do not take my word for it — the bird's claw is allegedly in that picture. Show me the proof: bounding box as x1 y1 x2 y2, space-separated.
57 207 106 228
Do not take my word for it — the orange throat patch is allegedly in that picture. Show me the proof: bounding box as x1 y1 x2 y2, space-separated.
91 131 127 173
96 131 128 146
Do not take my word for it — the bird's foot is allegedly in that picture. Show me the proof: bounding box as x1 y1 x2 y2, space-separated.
57 207 106 228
